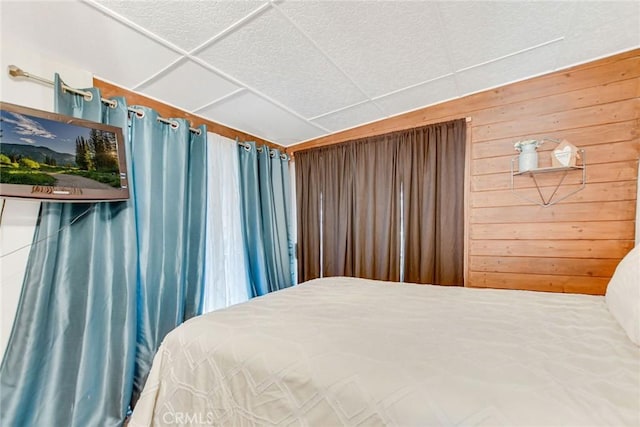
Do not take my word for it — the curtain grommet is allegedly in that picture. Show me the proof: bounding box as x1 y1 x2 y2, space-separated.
170 120 180 130
243 143 251 152
135 109 145 119
63 87 93 102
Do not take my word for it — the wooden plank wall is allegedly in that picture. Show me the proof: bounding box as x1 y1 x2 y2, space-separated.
289 49 639 295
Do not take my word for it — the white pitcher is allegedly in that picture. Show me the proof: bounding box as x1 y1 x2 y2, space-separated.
518 143 538 172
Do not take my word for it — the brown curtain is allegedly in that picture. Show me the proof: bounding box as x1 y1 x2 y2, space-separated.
400 119 466 285
320 144 355 278
295 118 465 285
353 136 401 281
295 149 322 281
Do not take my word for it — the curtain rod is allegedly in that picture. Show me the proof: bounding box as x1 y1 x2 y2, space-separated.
7 65 202 136
237 139 287 159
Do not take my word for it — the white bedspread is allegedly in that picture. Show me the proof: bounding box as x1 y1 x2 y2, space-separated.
130 277 640 426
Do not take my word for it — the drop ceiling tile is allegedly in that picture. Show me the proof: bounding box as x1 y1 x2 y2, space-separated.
278 1 452 98
96 0 267 52
557 1 640 67
196 7 366 119
137 59 240 111
311 102 383 133
0 1 181 88
438 1 573 71
374 75 459 118
455 41 562 97
197 91 327 146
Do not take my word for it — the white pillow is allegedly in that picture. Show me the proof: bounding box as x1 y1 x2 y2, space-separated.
605 245 640 345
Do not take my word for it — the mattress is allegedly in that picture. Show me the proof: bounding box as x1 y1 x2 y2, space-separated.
129 277 640 426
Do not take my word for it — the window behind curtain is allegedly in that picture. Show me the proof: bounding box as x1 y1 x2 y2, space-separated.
295 119 466 285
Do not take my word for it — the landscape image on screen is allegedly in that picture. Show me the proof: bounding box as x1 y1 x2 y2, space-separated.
0 109 121 189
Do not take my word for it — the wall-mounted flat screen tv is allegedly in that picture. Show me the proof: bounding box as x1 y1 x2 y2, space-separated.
0 102 129 201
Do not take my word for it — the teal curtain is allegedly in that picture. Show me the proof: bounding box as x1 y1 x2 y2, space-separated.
129 108 207 401
0 76 208 424
0 75 137 426
238 142 295 296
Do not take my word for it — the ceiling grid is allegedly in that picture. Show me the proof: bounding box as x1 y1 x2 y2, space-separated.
0 0 637 146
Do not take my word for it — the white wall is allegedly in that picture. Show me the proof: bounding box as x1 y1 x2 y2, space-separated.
0 41 92 359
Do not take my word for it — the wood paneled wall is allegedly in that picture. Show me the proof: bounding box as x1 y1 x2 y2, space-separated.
290 49 639 295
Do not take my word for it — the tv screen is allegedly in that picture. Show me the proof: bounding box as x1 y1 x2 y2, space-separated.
0 102 129 201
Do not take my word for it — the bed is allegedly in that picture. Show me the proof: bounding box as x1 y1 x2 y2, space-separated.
130 248 640 426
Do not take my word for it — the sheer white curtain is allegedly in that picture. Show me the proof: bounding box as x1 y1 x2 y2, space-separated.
289 160 298 283
203 133 250 312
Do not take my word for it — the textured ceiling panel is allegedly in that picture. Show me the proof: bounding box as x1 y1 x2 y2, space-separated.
438 1 573 71
196 7 367 119
95 0 267 52
2 1 638 146
311 102 384 133
278 1 452 98
1 1 180 88
455 41 562 97
136 59 240 111
374 75 459 118
557 1 640 67
197 91 327 145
